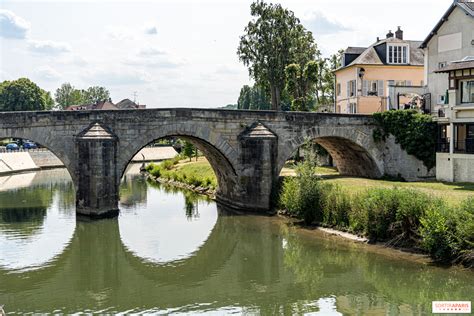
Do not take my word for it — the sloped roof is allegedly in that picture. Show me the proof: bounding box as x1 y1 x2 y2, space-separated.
420 1 474 48
350 47 383 65
345 47 366 54
336 37 423 71
116 98 138 109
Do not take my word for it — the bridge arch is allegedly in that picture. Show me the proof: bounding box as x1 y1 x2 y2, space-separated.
0 133 76 186
117 127 240 199
278 126 383 178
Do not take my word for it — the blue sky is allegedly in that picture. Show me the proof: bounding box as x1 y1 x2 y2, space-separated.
0 0 452 108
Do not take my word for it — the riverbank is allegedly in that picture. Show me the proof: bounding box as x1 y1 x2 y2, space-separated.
144 156 216 197
0 146 178 176
144 157 474 268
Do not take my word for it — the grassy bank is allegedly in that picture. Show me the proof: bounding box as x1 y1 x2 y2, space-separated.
279 158 474 267
145 156 217 191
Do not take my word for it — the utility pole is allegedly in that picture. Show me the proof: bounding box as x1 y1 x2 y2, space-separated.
133 91 138 104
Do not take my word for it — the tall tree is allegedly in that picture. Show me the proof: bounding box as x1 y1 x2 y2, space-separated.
237 1 315 110
54 83 82 109
42 91 55 110
285 60 318 111
84 86 110 104
237 84 271 110
0 78 47 111
237 85 252 110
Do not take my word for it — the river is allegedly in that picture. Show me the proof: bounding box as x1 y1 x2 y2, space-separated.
0 166 472 314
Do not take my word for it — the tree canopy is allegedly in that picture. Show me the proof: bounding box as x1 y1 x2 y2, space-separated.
237 1 317 110
237 85 271 110
54 83 110 109
0 78 51 111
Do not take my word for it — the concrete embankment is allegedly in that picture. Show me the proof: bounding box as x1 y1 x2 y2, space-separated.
0 146 178 175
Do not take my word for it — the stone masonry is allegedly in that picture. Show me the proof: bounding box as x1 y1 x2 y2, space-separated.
0 109 434 217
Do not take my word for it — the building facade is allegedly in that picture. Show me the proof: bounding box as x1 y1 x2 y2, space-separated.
420 0 474 182
335 27 425 114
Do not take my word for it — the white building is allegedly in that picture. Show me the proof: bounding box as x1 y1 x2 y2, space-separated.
420 0 474 182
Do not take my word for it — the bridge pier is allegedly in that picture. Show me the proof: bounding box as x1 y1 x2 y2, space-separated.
223 123 277 212
75 123 119 218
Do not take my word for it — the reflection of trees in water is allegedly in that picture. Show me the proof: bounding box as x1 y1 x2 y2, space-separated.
119 173 148 207
0 207 47 237
281 225 474 314
145 178 212 220
0 172 75 236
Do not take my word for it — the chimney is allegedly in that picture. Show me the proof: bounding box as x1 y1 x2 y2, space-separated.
395 26 403 40
386 30 394 39
376 36 380 42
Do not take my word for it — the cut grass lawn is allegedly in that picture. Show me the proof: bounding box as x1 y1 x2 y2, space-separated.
174 159 474 207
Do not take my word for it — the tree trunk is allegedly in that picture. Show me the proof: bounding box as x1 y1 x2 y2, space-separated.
270 85 278 111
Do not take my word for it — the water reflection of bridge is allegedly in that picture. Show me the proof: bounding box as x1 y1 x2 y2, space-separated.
0 207 293 313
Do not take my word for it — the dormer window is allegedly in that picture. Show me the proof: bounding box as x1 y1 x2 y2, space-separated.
387 44 409 64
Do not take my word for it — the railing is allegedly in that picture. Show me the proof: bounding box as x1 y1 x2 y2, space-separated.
454 139 474 154
0 147 48 154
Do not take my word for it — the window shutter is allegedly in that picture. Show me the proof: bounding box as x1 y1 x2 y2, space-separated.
347 81 351 97
377 80 384 96
362 80 368 96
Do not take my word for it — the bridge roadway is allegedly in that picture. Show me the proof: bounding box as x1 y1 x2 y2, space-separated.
0 108 432 217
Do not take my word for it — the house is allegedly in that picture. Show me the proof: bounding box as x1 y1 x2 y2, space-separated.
66 99 146 111
334 27 425 114
422 0 474 182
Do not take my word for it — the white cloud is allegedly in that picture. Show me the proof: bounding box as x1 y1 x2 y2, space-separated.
303 11 350 36
83 68 151 86
28 40 71 55
144 25 158 35
214 65 241 75
106 27 133 40
138 47 166 57
35 66 61 81
0 10 30 39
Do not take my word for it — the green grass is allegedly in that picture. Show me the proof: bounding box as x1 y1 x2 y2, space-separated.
146 157 217 189
323 177 474 207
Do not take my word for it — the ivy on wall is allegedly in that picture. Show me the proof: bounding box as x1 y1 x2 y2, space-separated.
373 110 437 170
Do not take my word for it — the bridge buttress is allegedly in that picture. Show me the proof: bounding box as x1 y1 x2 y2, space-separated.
75 123 119 218
217 123 277 212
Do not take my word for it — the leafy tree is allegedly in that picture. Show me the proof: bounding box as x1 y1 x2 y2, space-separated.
237 85 252 110
316 49 343 109
83 86 110 104
55 83 82 109
182 141 195 162
237 1 315 110
237 84 271 110
42 91 55 110
285 61 318 111
0 78 48 111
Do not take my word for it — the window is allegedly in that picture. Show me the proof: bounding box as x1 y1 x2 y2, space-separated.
336 83 341 96
362 80 384 96
461 80 474 104
349 102 357 113
387 44 409 64
347 80 356 97
438 62 447 69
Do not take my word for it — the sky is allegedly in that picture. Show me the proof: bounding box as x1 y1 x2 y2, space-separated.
0 0 453 108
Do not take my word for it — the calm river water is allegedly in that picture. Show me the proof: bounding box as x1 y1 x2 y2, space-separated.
0 166 473 315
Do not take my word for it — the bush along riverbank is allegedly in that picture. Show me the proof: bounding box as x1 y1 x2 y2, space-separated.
278 149 474 267
144 156 217 197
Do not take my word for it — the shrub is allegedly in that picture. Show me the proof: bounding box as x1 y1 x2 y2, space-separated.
320 183 350 229
420 205 456 262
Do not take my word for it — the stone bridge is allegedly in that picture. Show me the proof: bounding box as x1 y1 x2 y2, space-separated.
0 109 432 217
